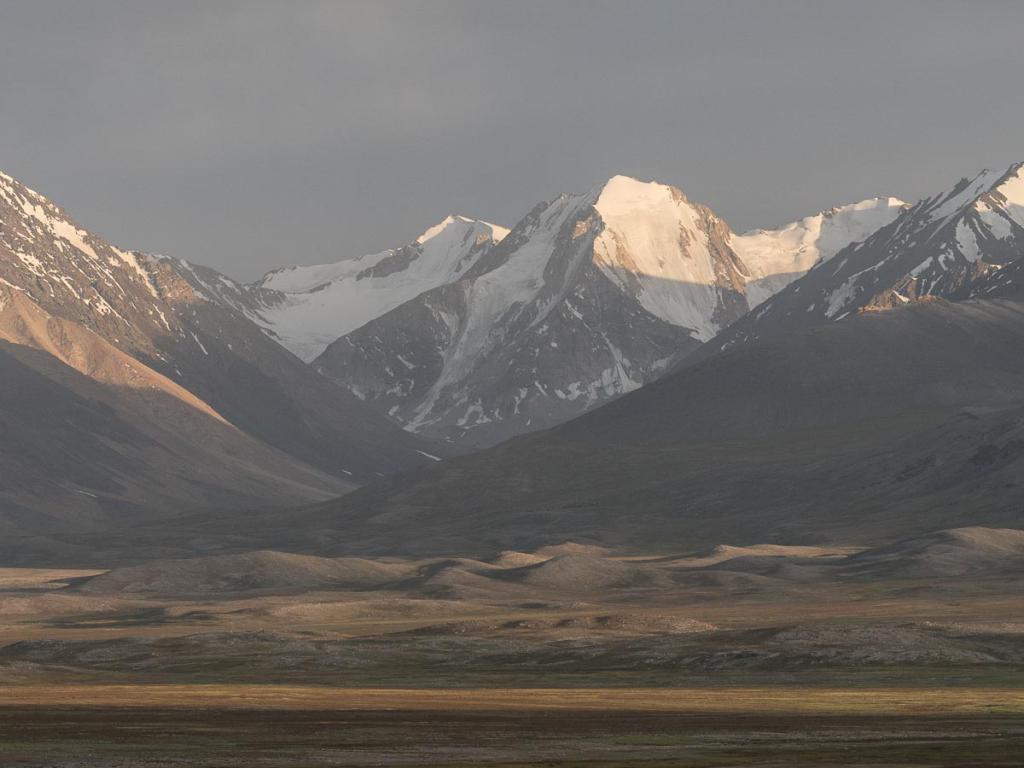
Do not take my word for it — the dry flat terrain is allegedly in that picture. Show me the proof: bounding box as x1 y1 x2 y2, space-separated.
1 527 1023 765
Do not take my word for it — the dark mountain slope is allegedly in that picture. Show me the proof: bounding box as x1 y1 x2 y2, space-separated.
298 298 1024 555
0 334 349 565
973 256 1024 299
558 297 1024 444
842 527 1024 580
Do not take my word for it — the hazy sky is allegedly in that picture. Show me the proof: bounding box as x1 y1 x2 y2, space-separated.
3 1 1024 281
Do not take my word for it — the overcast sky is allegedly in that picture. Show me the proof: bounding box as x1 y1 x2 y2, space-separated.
3 1 1024 281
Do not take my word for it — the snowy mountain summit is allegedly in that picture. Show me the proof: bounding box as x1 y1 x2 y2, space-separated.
248 215 509 361
309 175 904 446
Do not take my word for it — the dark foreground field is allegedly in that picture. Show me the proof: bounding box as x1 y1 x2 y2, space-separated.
2 690 1024 767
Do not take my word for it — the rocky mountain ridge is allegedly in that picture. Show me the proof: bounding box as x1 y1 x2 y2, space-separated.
701 162 1024 356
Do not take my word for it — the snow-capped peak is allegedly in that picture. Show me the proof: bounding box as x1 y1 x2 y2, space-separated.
589 175 742 340
246 213 510 360
913 162 1023 227
920 169 1004 224
415 214 510 246
592 174 709 269
732 196 908 307
593 175 680 216
584 174 907 339
737 197 908 263
972 162 1024 226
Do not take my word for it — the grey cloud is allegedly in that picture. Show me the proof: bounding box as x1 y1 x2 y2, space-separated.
2 0 1024 280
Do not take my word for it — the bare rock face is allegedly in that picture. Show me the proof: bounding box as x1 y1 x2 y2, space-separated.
974 253 1024 299
313 176 902 447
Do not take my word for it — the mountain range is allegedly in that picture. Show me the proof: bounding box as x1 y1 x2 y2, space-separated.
225 175 906 446
313 178 907 446
1 161 1022 561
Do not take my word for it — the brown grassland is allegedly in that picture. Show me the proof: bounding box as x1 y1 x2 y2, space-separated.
1 535 1023 765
